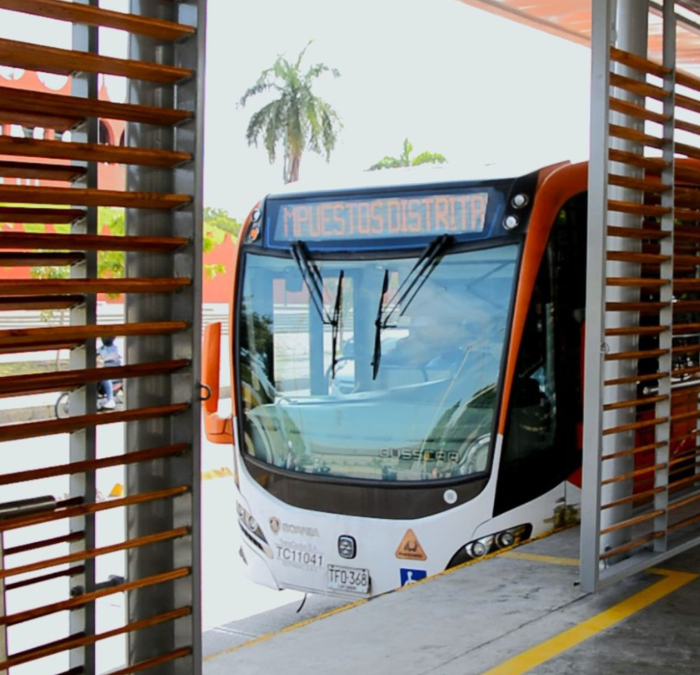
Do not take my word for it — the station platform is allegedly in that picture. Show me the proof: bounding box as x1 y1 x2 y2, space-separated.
202 526 700 674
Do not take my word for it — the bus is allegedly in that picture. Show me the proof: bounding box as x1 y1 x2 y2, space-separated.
201 159 688 597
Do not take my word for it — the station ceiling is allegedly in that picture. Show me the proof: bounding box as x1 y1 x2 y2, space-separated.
457 1 700 73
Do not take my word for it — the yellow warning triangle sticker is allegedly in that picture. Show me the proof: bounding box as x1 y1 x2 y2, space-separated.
395 529 427 561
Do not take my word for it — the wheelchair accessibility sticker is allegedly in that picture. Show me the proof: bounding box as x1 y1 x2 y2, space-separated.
400 568 427 586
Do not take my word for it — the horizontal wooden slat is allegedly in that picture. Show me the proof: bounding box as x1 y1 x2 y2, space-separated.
0 108 81 132
607 226 667 240
675 118 700 139
0 340 82 354
605 371 668 386
673 343 700 357
603 393 666 411
602 440 667 461
672 225 700 241
607 251 670 264
676 163 700 185
602 485 666 510
604 325 668 337
0 160 85 182
672 321 700 334
0 443 186 488
0 485 188 531
0 252 84 267
610 47 670 78
0 37 191 84
0 231 186 252
0 340 78 355
4 531 84 557
0 85 191 127
0 136 191 168
608 200 670 218
605 301 667 313
608 172 669 194
674 140 700 163
0 206 85 224
0 185 190 210
1 609 191 672
599 508 665 536
2 566 190 627
603 416 667 436
598 531 664 561
0 0 194 41
609 97 670 124
2 526 188 579
609 72 667 101
0 359 189 397
5 564 84 591
0 322 188 351
0 279 190 298
675 208 700 222
673 278 700 292
106 649 192 675
609 148 668 172
606 277 669 288
674 300 700 313
604 347 667 362
609 124 664 149
675 187 700 210
0 403 188 442
675 92 700 116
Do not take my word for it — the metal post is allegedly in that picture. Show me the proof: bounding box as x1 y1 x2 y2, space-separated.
600 0 650 562
70 4 100 671
654 0 677 554
126 1 204 672
582 0 615 594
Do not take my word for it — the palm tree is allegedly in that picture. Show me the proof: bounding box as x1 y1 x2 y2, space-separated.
240 41 343 183
368 138 447 171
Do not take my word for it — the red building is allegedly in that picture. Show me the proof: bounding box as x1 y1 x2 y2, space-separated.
0 67 235 304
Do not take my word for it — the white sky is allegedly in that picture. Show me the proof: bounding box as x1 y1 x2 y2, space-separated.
0 0 592 222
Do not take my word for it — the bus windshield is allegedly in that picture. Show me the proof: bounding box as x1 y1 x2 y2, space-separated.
238 242 519 482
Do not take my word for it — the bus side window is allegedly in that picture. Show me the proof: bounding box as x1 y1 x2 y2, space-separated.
495 193 587 516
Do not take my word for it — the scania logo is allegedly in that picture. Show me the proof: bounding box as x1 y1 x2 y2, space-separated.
268 517 319 537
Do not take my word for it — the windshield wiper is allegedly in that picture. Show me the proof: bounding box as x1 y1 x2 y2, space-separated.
371 234 454 379
290 241 332 325
330 270 344 378
290 243 346 379
371 269 390 379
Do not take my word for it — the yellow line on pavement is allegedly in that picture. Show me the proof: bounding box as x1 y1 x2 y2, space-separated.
480 568 697 675
502 552 579 566
202 598 368 662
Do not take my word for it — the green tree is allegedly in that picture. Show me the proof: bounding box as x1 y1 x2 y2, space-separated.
240 41 343 183
203 207 241 278
368 138 447 171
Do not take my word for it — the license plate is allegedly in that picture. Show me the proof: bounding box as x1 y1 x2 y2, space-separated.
327 565 370 594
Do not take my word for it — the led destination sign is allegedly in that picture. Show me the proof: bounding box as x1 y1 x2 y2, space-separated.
271 191 489 243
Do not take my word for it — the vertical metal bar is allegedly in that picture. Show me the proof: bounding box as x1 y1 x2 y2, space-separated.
172 1 205 669
126 1 203 673
70 3 100 671
600 0 649 566
0 533 6 666
581 0 615 594
655 0 677 553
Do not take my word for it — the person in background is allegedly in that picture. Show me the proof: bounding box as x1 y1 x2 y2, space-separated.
97 336 122 410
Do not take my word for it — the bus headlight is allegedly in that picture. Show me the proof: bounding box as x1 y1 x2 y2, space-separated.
236 502 274 558
446 524 532 569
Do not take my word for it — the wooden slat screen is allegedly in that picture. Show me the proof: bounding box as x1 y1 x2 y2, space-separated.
584 22 700 591
0 1 204 673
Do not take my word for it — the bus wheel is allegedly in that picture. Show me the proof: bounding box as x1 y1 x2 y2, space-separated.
55 392 70 419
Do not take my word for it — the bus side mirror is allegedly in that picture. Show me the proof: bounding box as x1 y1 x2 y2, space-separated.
202 322 234 444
